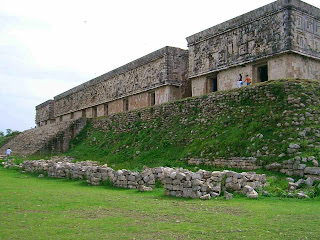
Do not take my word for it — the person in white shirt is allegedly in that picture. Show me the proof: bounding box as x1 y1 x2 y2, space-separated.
6 148 12 160
238 74 243 88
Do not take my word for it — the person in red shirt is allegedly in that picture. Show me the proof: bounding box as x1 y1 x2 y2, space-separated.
245 75 252 86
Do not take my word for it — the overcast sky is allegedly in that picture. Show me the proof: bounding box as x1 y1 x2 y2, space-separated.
0 0 319 134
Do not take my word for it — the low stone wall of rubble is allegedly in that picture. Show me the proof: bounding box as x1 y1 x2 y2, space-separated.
266 156 320 180
161 168 266 199
3 157 267 199
187 157 261 170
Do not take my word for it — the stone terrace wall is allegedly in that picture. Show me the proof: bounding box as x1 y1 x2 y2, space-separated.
91 79 320 169
186 0 320 78
53 47 188 117
0 119 86 156
11 158 267 199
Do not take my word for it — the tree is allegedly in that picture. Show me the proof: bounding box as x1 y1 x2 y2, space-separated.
6 129 12 135
0 131 4 137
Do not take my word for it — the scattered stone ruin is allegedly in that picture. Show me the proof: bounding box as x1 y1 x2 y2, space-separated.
36 0 320 127
3 157 268 200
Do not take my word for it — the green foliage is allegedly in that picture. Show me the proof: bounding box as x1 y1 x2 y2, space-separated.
0 129 20 148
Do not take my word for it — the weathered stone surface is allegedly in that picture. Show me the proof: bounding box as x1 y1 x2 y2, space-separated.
35 100 55 125
224 191 233 200
304 167 320 175
246 190 258 199
200 194 211 200
138 185 153 192
53 47 189 118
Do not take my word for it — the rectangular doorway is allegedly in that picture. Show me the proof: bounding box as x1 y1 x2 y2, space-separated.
104 103 109 116
123 98 129 112
92 106 97 118
149 92 155 106
212 77 218 92
207 75 218 93
258 65 268 82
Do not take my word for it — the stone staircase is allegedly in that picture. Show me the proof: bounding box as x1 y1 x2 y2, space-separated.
0 118 86 156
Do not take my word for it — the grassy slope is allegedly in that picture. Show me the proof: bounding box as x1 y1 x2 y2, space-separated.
65 80 320 170
0 167 319 240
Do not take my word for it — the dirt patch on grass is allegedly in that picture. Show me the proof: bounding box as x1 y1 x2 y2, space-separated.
65 207 186 223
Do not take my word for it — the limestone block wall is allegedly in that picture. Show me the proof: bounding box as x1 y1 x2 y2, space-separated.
35 100 55 126
269 53 320 80
53 47 189 118
128 92 150 111
108 99 124 115
191 52 320 96
155 85 181 105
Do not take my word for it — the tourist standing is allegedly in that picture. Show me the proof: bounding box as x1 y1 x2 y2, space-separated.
245 75 252 86
6 147 12 160
238 74 243 88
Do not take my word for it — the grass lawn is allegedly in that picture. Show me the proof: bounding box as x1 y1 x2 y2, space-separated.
1 167 320 240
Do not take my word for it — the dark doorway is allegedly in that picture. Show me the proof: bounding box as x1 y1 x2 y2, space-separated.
104 103 109 116
82 110 86 118
123 98 129 112
92 106 97 118
258 65 268 82
212 77 218 92
149 92 155 106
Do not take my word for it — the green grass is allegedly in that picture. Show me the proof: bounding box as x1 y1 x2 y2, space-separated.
1 166 320 240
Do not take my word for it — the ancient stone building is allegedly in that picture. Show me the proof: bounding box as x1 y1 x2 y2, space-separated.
35 100 55 126
36 46 189 126
36 0 320 126
187 0 320 96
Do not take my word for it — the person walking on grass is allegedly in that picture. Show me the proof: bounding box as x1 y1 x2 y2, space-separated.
6 147 12 160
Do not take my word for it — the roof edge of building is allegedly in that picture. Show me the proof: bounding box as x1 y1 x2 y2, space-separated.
186 0 320 46
54 46 187 101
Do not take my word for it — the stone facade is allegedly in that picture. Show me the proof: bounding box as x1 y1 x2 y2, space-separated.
35 0 320 125
36 47 189 125
35 100 55 126
187 0 320 96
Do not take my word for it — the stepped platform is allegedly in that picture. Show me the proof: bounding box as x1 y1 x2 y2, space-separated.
0 118 86 156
